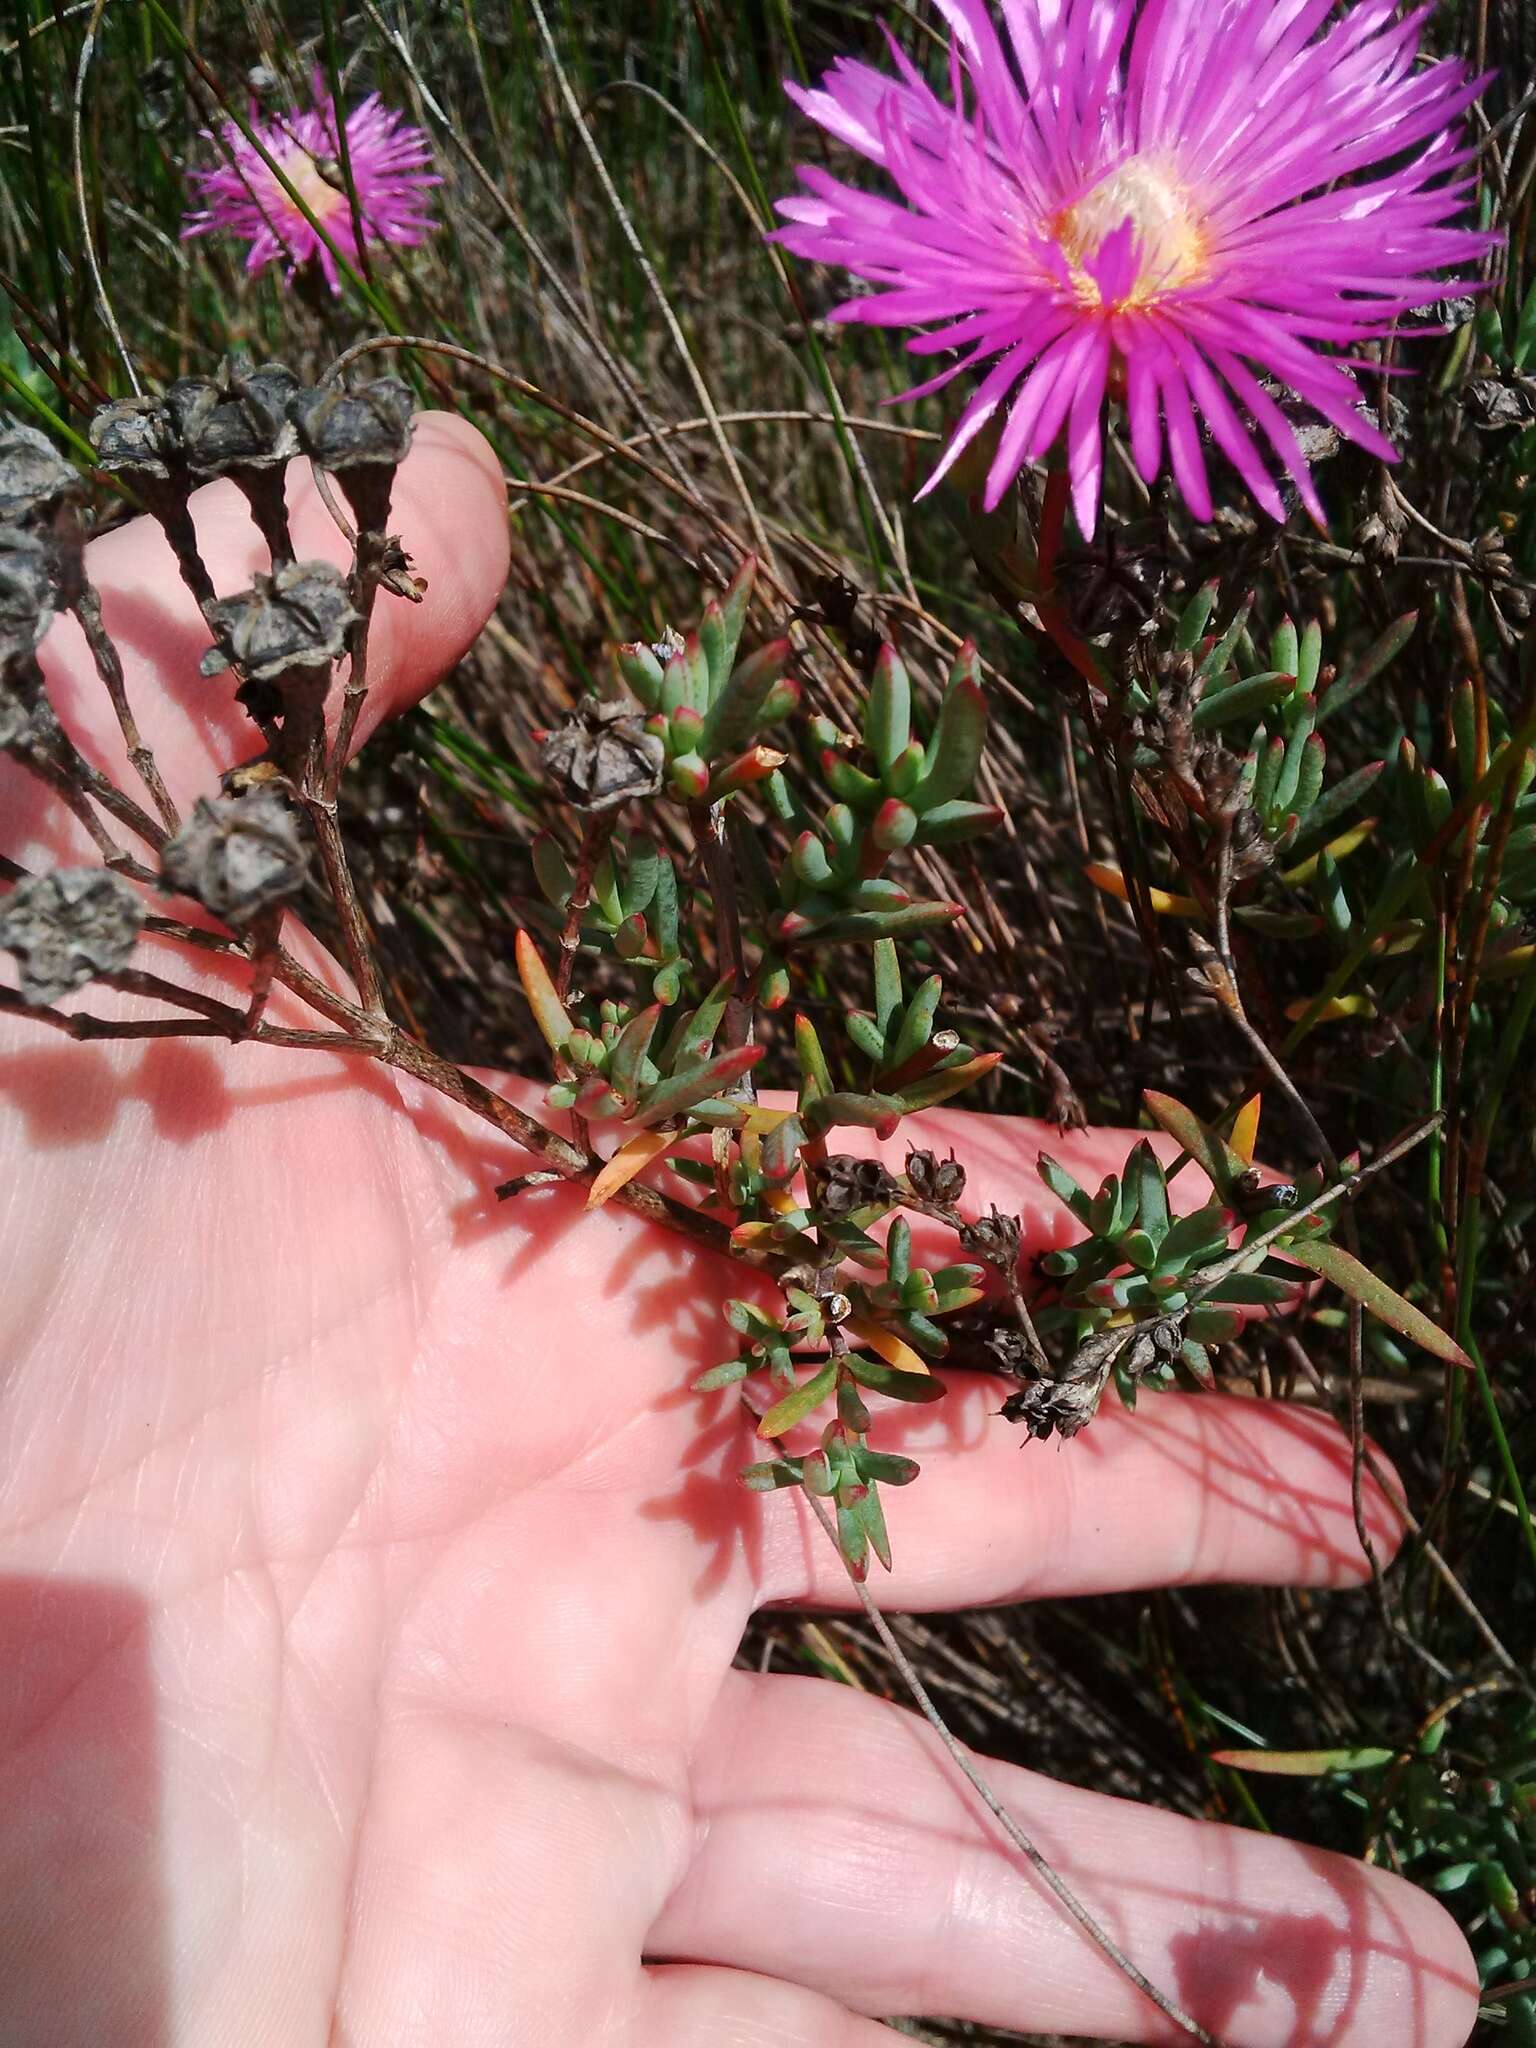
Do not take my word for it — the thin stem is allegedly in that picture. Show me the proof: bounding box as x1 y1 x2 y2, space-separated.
11 742 157 882
690 799 752 1057
555 814 616 1002
1034 467 1109 694
527 0 773 568
326 525 391 800
303 799 384 1016
1184 1116 1442 1308
802 1491 1226 2048
381 1025 745 1266
70 569 179 833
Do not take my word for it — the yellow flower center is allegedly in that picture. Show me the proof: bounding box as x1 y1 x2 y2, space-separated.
280 149 349 222
1054 157 1207 309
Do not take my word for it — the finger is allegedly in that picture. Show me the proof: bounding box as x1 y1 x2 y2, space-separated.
11 410 507 860
655 1671 1478 2048
754 1388 1403 1610
637 1964 893 2047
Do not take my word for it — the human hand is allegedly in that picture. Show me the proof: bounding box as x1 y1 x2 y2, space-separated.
0 421 1477 2047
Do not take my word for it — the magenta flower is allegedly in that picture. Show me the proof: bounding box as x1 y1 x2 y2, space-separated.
774 0 1492 536
182 83 439 292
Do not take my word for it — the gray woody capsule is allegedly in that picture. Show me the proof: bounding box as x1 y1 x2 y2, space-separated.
287 378 414 474
89 398 176 486
904 1147 966 1207
541 700 665 813
0 527 57 668
0 424 85 528
161 791 310 924
0 867 144 1006
201 560 358 685
162 364 302 478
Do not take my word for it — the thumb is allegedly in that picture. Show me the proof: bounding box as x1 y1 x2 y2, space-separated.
14 409 507 858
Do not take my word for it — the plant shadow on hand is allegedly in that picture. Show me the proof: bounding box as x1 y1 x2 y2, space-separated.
705 1669 1474 2046
0 1575 167 2048
425 1099 766 1596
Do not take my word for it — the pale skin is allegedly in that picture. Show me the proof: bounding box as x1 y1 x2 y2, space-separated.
0 416 1479 2048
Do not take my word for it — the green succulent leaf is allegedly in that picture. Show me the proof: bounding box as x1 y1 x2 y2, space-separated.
1296 618 1323 696
837 1494 870 1578
740 1459 805 1491
633 1044 764 1126
794 1013 834 1099
701 635 792 759
1193 669 1294 731
913 656 987 811
1271 617 1299 680
799 901 963 945
693 1356 752 1392
897 1052 1000 1112
886 973 941 1069
608 1002 662 1103
1142 1091 1247 1200
887 1214 912 1287
1127 1140 1169 1243
791 832 835 888
1271 696 1318 816
1202 1271 1296 1305
1284 1239 1473 1368
866 644 912 776
872 797 918 851
822 751 883 809
873 937 903 1036
858 1480 893 1571
1176 579 1220 650
1186 1305 1243 1344
616 641 664 708
531 831 574 911
1038 1152 1094 1224
911 797 1004 846
1194 594 1254 684
759 1113 806 1180
713 555 756 693
1319 612 1417 723
660 973 736 1070
844 1353 946 1402
1178 1338 1215 1389
1212 1746 1396 1778
836 1378 872 1433
1160 1203 1234 1265
660 633 709 717
854 1448 922 1486
758 1359 838 1438
806 1089 905 1134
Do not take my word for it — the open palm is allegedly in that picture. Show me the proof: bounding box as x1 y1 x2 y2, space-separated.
0 419 1476 2048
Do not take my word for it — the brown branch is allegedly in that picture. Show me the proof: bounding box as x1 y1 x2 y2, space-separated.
69 569 180 835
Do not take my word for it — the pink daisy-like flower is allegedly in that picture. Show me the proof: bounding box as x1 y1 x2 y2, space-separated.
774 0 1493 536
182 82 440 292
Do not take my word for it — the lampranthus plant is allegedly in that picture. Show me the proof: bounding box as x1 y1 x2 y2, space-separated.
773 0 1494 535
182 78 440 291
0 366 1478 1590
